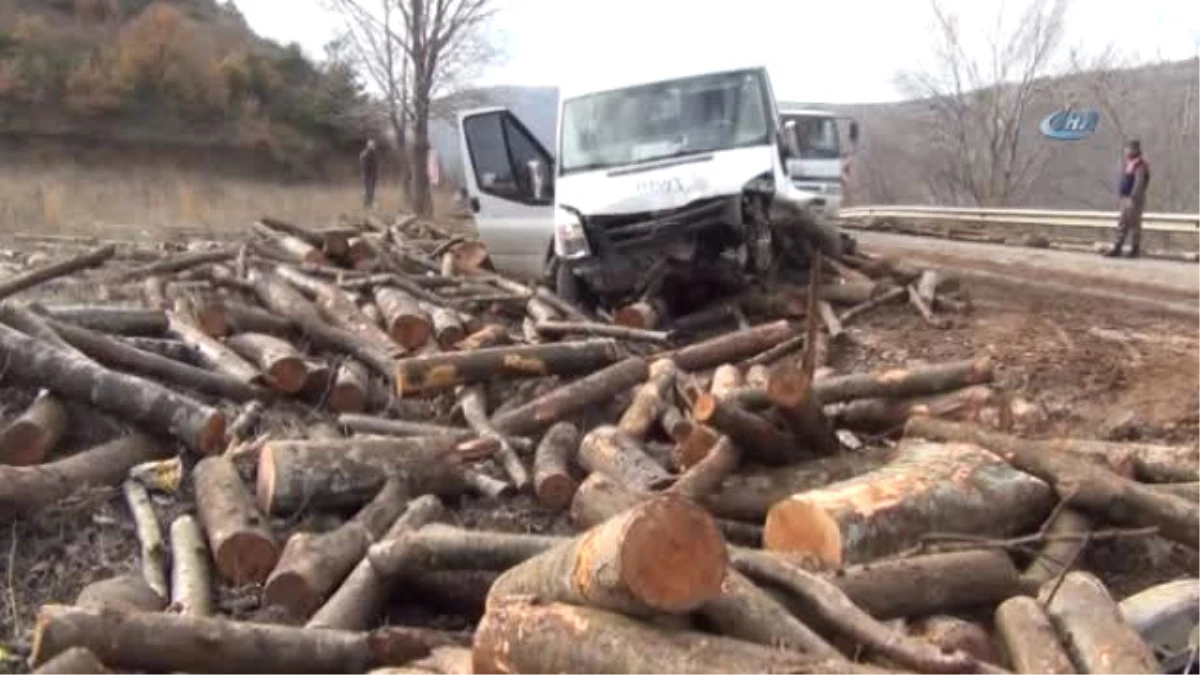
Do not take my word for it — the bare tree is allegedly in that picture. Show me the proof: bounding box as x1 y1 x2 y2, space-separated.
896 0 1068 206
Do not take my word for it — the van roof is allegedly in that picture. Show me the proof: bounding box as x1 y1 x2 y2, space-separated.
559 65 770 103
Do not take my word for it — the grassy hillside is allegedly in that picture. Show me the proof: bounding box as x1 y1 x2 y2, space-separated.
0 0 370 170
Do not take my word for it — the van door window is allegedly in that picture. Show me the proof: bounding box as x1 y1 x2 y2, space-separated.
503 116 554 202
463 113 518 198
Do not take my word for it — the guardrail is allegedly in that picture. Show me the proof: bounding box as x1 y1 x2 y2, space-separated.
838 205 1200 233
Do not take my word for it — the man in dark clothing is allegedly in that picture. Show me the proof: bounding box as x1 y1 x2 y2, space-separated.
360 139 379 209
1105 139 1150 258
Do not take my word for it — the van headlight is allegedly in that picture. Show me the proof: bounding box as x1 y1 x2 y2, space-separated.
554 208 591 259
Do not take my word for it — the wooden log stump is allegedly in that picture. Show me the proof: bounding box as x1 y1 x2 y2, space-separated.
660 404 694 444
0 391 67 466
815 356 994 404
0 433 167 521
491 356 648 436
76 574 165 613
256 437 467 516
33 646 109 674
486 495 726 616
832 550 1020 619
765 439 1054 565
1041 571 1161 674
533 422 579 509
617 358 677 439
767 364 840 456
169 514 213 616
193 455 279 585
578 425 673 491
693 393 801 465
995 596 1075 674
395 339 621 396
0 322 226 454
669 320 794 372
264 478 409 619
226 332 307 393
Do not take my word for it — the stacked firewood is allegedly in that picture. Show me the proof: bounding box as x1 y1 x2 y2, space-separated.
0 212 1196 674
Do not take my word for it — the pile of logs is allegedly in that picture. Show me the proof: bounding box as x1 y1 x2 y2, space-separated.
1 212 1196 674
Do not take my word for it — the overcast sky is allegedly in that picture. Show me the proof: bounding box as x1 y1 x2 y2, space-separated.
234 0 1199 103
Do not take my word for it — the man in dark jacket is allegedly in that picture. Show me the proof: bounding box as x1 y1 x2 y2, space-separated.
360 139 379 209
1105 140 1150 258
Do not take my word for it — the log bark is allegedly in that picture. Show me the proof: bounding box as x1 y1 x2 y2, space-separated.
425 304 465 349
693 394 801 465
0 302 89 358
1047 438 1199 484
1020 508 1092 593
277 265 401 357
43 316 268 404
109 247 234 283
832 550 1020 619
464 470 513 498
830 385 995 433
166 311 260 384
256 437 467 516
905 417 1200 549
700 569 841 658
367 523 563 579
0 244 115 300
455 324 508 351
374 287 432 350
30 603 385 673
473 599 861 675
169 514 213 617
225 301 294 336
669 435 740 502
1151 481 1200 501
0 323 226 454
119 337 197 364
253 221 327 265
817 300 843 338
908 616 999 666
460 386 528 491
491 356 648 437
671 423 721 470
76 574 165 613
0 433 167 521
669 320 794 371
578 425 673 491
265 478 409 619
33 646 109 674
839 285 907 326
395 339 621 396
228 400 265 443
818 280 878 305
171 292 229 338
660 404 694 444
330 359 370 413
0 391 67 466
617 358 677 439
123 479 168 598
337 414 471 440
731 549 977 674
533 422 579 509
535 320 670 344
226 332 307 393
307 495 447 631
994 596 1075 674
193 455 279 585
815 356 994 404
916 269 940 307
767 364 840 456
765 439 1054 565
486 495 726 616
40 305 166 335
1041 571 1161 674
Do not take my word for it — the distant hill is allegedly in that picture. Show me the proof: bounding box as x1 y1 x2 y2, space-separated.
0 0 368 171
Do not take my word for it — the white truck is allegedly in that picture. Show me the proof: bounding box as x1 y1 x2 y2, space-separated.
778 107 859 218
457 65 841 312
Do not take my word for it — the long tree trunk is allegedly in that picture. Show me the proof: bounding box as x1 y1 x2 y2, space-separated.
0 391 67 466
169 514 213 617
994 596 1075 674
193 455 279 585
765 439 1054 565
40 305 166 335
0 244 114 300
491 357 648 436
617 358 676 439
459 386 528 491
814 356 994 404
693 394 801 465
766 364 840 456
1040 572 1161 674
699 569 841 658
395 340 621 396
533 422 579 510
833 550 1020 619
225 333 307 394
668 320 794 371
367 523 563 579
577 425 673 491
830 385 995 433
0 433 167 521
0 323 226 454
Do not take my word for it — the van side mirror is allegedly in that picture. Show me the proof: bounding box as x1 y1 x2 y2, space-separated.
782 120 801 159
528 159 549 202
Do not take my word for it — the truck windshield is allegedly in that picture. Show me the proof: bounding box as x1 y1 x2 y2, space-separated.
784 114 840 160
559 70 771 174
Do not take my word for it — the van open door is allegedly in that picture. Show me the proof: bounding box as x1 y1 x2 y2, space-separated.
457 108 555 280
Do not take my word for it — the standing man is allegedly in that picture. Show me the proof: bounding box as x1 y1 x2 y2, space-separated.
1105 139 1150 258
360 139 379 209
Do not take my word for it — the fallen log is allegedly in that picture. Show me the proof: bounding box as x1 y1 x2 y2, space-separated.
1020 508 1092 593
307 495 447 631
473 599 862 674
193 455 279 585
671 423 721 470
30 604 386 673
767 364 840 456
464 469 513 498
253 221 327 265
578 425 673 491
40 305 166 336
395 339 621 396
123 479 168 598
75 574 165 613
0 433 167 521
226 332 307 393
338 414 472 440
225 301 295 336
0 302 89 357
617 358 677 439
169 514 213 617
1041 571 1161 674
830 385 995 433
258 217 351 257
710 363 743 400
818 280 878 305
460 386 528 491
668 320 794 372
614 298 668 330
907 284 944 326
832 550 1020 620
374 287 432 350
166 311 260 384
693 394 800 465
455 324 509 351
1151 481 1200 501
367 523 563 579
994 596 1075 674
731 549 977 674
0 391 67 466
700 569 842 659
119 337 198 364
533 421 579 510
265 478 408 619
660 404 694 444
815 356 994 404
256 437 468 516
32 646 109 674
108 247 233 283
1044 438 1199 484
491 356 649 437
905 417 1200 549
487 495 726 616
908 615 999 666
42 316 268 404
330 359 370 413
765 439 1054 565
426 304 465 349
0 244 115 300
535 320 671 344
838 285 907 326
171 292 229 338
669 435 740 502
277 265 400 357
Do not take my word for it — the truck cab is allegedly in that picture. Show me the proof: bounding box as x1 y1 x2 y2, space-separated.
777 107 858 218
457 66 835 311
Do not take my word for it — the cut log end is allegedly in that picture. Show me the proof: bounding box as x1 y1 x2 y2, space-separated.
535 473 577 511
255 446 279 515
394 317 433 351
262 568 317 618
764 499 843 565
330 383 366 414
673 424 720 471
198 413 227 456
766 366 809 409
215 530 279 586
265 357 307 394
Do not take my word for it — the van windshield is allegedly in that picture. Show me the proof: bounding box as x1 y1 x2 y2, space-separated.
783 114 840 160
559 69 772 174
